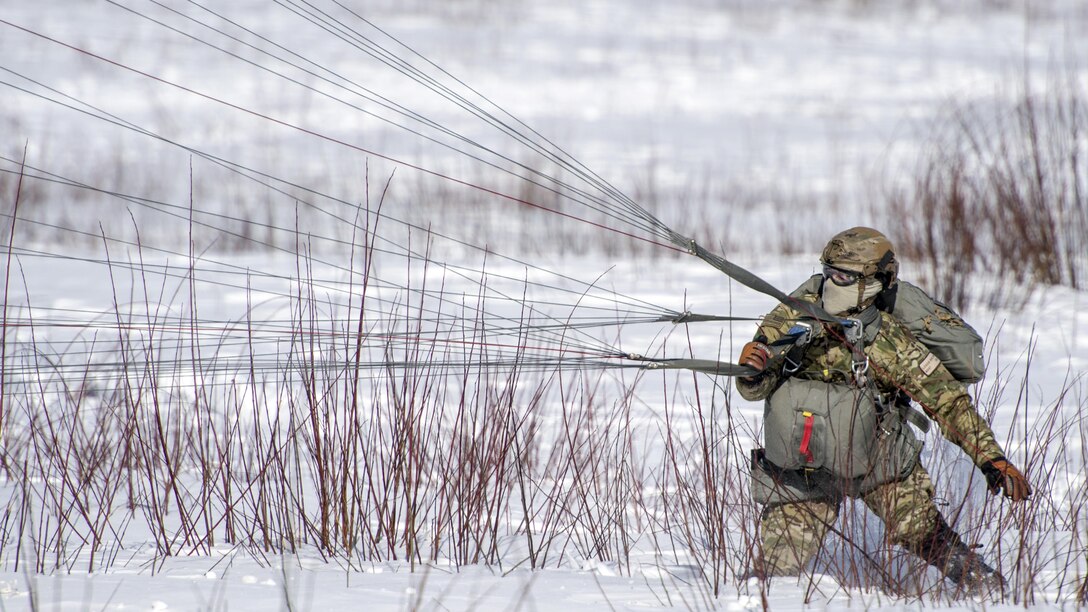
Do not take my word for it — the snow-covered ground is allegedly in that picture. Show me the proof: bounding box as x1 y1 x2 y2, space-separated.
1 1 1086 610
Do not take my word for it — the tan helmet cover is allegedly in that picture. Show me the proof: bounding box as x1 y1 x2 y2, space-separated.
820 227 898 283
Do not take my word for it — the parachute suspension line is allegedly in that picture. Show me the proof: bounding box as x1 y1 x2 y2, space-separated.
0 158 677 366
0 61 678 357
0 63 677 330
0 227 621 364
0 64 670 327
0 18 675 255
0 150 678 351
4 0 1021 459
284 1 634 218
272 0 678 242
1 239 632 360
252 8 774 309
0 250 632 382
0 7 789 377
6 30 758 301
133 0 666 239
2 9 686 264
321 0 675 240
134 0 673 243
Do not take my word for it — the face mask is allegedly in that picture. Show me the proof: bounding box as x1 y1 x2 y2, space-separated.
822 278 881 315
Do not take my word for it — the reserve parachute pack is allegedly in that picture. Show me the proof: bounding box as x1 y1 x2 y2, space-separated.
751 376 923 504
762 378 920 479
792 274 986 384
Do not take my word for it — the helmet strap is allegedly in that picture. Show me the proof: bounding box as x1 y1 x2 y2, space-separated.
855 276 868 311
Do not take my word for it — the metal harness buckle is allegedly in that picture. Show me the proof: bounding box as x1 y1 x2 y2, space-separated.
843 317 870 385
781 322 814 374
842 317 863 345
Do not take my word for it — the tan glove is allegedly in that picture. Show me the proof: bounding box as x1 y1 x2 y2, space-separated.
738 341 772 379
981 458 1032 502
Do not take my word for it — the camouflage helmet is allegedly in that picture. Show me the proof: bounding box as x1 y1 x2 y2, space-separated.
820 227 898 285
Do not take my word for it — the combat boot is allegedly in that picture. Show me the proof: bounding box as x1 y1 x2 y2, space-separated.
910 517 1006 597
939 539 1006 597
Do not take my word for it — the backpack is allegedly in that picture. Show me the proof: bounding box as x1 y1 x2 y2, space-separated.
791 275 986 384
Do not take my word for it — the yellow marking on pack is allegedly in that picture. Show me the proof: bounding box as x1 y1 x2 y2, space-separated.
802 411 813 417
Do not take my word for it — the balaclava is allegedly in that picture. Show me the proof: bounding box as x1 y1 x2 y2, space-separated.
822 278 882 315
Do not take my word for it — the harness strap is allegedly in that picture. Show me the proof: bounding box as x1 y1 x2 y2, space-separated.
899 403 932 433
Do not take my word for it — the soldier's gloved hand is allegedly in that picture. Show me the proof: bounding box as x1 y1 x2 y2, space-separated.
981 458 1032 501
738 341 772 379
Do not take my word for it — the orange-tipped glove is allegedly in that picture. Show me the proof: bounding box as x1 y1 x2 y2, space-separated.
981 458 1032 501
739 341 772 379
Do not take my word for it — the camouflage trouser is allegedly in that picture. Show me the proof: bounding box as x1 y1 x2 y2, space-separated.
759 462 940 576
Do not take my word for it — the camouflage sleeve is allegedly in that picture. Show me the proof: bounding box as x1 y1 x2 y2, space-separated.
869 316 1006 467
735 302 801 401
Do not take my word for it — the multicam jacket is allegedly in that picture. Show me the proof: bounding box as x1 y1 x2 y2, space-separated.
737 293 1006 472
